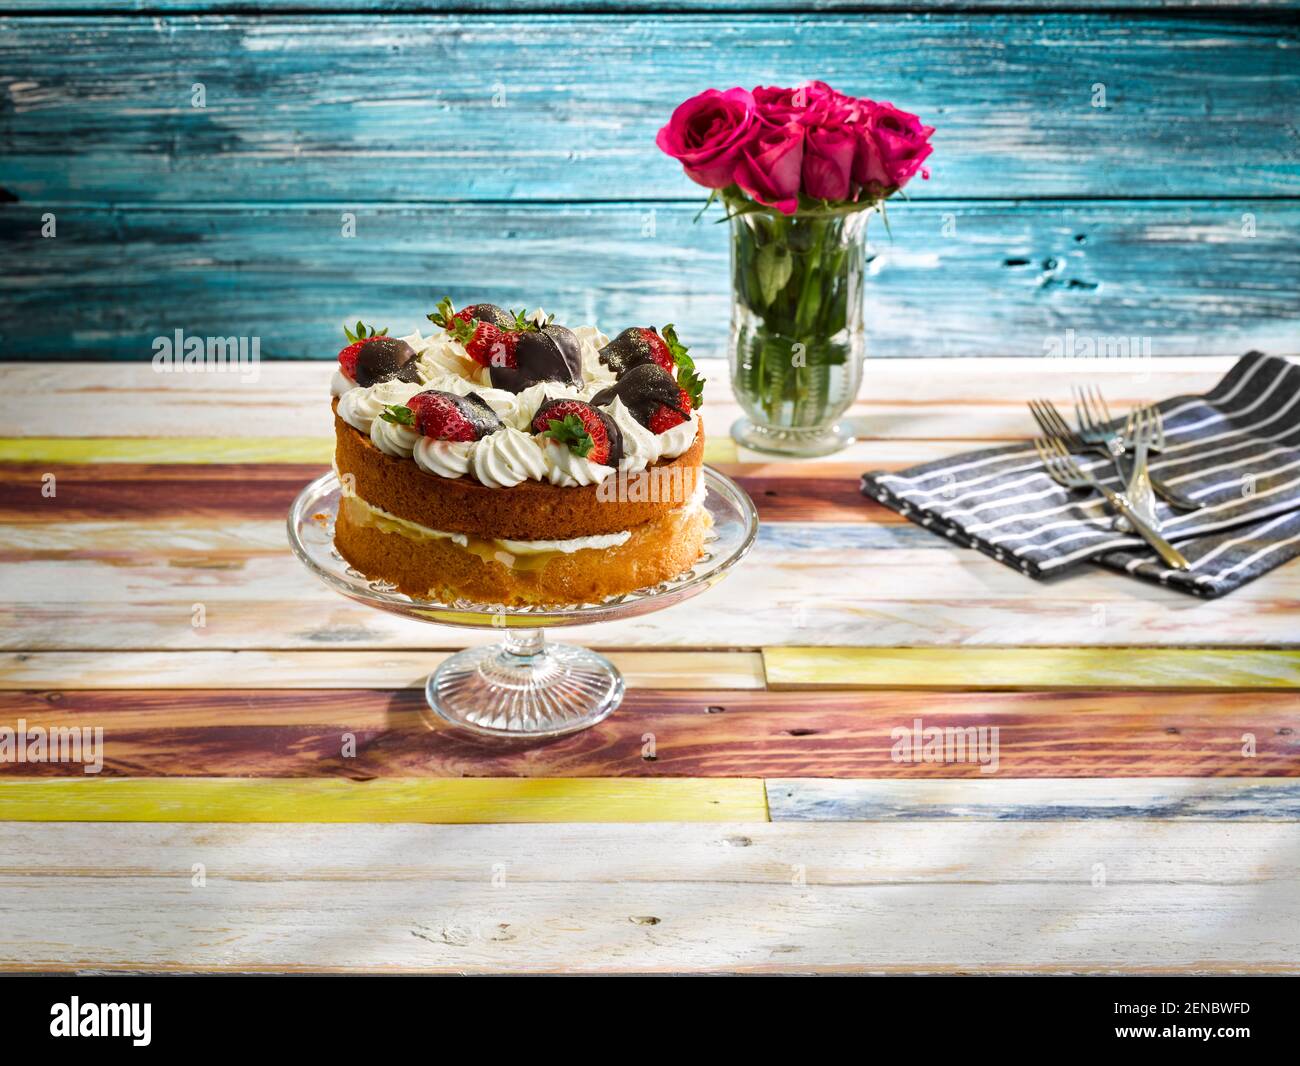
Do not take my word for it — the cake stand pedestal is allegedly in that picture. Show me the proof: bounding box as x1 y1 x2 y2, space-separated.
287 469 759 739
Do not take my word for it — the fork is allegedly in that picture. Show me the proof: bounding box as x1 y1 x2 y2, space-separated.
1073 386 1205 511
1028 394 1201 511
1034 435 1190 570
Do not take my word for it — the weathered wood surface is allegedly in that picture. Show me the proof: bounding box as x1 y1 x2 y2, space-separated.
0 359 1241 440
2 16 1294 204
0 777 769 823
10 1 1298 11
765 647 1300 690
2 203 1295 360
1 820 1296 973
0 649 766 690
767 777 1300 821
1 689 1294 779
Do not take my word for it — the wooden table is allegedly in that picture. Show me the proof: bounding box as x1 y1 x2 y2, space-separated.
2 357 1298 974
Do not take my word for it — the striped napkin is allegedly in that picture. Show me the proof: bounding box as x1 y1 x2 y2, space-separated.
861 352 1300 598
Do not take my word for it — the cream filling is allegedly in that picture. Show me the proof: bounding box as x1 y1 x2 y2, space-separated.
342 492 632 555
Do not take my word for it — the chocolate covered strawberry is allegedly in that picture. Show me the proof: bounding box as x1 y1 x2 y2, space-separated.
381 390 502 442
591 363 692 434
532 399 623 468
598 327 677 378
491 324 583 394
427 297 516 334
338 321 401 385
351 335 421 390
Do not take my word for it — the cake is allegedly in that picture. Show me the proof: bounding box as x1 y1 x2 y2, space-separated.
330 301 709 606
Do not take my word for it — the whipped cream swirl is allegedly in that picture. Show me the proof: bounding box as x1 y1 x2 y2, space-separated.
370 416 419 458
337 378 425 434
470 426 548 488
541 438 616 487
413 438 474 479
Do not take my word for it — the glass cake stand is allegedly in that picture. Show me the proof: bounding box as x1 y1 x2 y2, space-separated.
287 468 759 739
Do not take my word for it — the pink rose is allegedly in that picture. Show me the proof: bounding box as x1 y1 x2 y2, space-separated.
655 88 758 189
754 81 865 130
734 122 805 214
802 124 857 201
855 101 934 192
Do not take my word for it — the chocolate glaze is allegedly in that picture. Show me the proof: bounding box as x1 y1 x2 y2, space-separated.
598 327 664 378
463 303 516 331
353 337 421 388
410 389 503 441
590 363 687 429
490 324 583 394
533 398 623 468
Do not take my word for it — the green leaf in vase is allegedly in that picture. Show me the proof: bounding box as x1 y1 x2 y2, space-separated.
756 242 794 307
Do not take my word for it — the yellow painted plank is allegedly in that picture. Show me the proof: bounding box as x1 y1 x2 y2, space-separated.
0 438 332 464
0 435 735 465
0 650 767 691
763 646 1300 691
0 777 769 824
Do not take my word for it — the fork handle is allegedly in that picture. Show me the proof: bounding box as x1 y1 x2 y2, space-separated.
1097 486 1191 570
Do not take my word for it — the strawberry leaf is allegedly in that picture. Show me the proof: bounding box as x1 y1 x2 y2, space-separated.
426 296 457 329
540 413 594 458
379 404 414 427
662 323 704 409
344 320 387 343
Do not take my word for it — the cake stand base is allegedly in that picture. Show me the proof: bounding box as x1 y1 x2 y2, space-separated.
425 627 624 738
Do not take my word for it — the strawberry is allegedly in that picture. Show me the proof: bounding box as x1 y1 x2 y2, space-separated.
598 327 676 378
337 320 389 381
531 399 623 468
427 297 516 334
649 387 694 434
590 363 692 433
381 390 502 442
459 320 520 369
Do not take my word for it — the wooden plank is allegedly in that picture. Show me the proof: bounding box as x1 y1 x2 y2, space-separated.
764 647 1300 691
9 1 1297 12
2 17 1294 205
0 650 765 690
0 463 874 523
2 689 1295 778
3 200 1297 361
766 777 1300 821
0 358 1239 439
4 530 1298 649
0 777 769 823
0 820 1296 973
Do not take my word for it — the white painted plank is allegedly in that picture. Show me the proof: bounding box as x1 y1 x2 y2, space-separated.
0 821 1296 973
766 778 1300 821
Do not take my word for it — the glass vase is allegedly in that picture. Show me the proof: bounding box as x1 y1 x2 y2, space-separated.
727 201 869 457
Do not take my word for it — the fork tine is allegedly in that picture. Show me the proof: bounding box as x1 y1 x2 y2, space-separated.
1151 404 1166 450
1073 386 1096 435
1093 384 1115 426
1027 400 1055 439
1039 398 1080 446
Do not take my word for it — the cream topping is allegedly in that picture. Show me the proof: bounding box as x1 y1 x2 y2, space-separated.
604 395 660 473
348 493 631 555
656 411 701 461
541 438 616 487
412 438 474 479
370 415 419 458
337 378 425 434
470 426 548 488
330 368 356 397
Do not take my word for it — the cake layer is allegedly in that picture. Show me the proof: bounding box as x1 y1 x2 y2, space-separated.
335 490 712 606
334 408 704 541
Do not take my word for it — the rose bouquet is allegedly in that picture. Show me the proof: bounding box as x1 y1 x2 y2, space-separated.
657 82 934 455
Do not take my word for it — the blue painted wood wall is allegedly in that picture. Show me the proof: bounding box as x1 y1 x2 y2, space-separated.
0 3 1297 361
